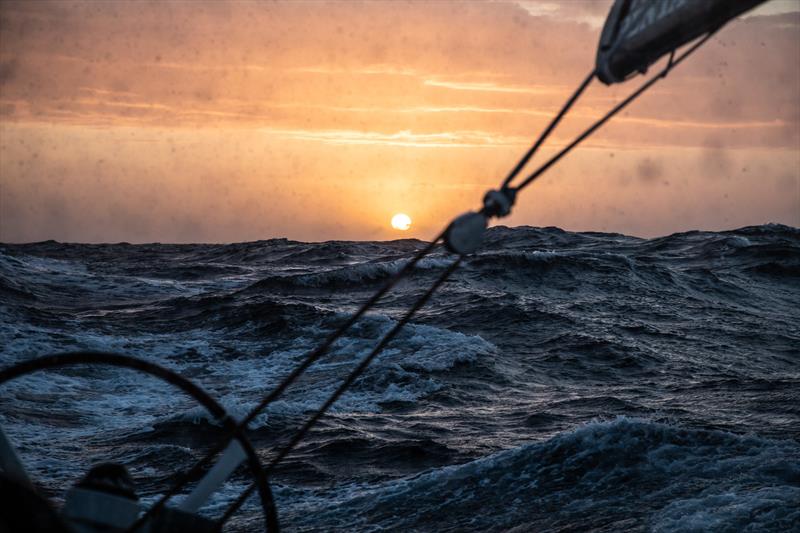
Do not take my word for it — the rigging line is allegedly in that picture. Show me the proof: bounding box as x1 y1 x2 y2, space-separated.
139 30 716 532
127 230 446 533
218 257 464 526
222 36 715 523
511 31 716 194
501 69 596 190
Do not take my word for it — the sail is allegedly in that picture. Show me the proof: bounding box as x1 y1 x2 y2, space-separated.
596 0 768 84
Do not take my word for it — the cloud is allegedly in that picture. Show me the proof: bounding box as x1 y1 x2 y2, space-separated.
422 79 567 94
265 128 526 148
512 0 612 27
0 59 18 85
0 0 797 242
636 157 662 184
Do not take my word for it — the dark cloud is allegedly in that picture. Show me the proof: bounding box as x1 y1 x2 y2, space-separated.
0 58 18 84
636 157 662 184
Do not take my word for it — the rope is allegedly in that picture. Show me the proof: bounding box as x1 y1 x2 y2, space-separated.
510 32 715 193
132 31 717 531
212 31 718 528
501 70 595 189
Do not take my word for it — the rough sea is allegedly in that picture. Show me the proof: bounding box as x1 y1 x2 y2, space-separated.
1 224 799 532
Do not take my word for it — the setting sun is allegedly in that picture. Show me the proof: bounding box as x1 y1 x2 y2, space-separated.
391 213 412 231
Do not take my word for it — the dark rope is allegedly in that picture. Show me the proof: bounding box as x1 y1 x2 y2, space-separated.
215 31 719 527
217 257 463 525
511 32 715 193
0 26 727 533
131 230 446 530
502 69 595 189
140 31 718 530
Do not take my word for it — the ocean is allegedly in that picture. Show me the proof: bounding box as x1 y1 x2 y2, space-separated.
1 224 798 532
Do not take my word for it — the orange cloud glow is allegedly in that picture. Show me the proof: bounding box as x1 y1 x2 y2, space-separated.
1 1 798 242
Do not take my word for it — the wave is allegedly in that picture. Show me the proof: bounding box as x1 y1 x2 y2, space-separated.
0 313 496 438
247 255 453 290
106 292 328 338
282 418 800 532
0 274 37 303
177 316 497 429
467 249 637 279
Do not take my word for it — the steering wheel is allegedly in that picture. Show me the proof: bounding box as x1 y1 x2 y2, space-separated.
0 351 279 532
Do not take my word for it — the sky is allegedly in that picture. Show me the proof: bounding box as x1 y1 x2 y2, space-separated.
0 0 798 243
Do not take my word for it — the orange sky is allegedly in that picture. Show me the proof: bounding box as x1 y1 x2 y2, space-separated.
1 0 798 243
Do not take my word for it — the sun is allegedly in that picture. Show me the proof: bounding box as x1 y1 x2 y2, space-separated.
391 213 412 231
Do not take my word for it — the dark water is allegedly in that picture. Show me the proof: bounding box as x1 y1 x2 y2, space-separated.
1 224 799 532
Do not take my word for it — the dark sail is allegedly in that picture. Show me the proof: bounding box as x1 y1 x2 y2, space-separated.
596 0 768 84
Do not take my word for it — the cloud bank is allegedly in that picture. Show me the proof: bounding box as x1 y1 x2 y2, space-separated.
1 1 798 242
